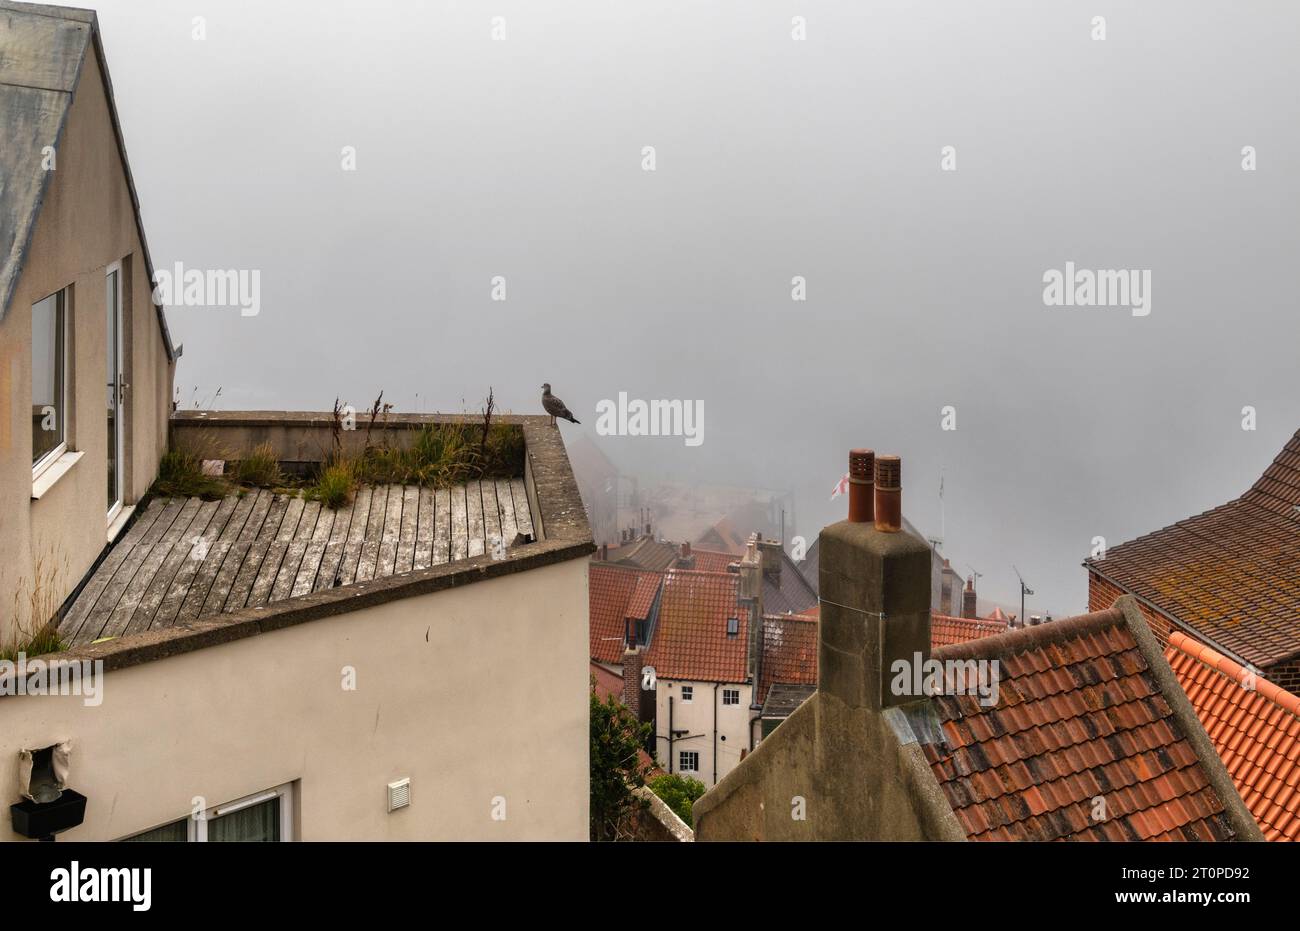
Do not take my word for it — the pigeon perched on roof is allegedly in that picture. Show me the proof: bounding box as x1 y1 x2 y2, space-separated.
542 384 580 425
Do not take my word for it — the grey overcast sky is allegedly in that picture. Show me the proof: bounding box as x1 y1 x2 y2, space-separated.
65 0 1299 614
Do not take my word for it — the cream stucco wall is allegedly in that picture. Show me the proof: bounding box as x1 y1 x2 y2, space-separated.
655 679 753 789
0 556 590 841
0 43 174 643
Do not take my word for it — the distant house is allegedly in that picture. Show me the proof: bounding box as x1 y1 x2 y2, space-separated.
1085 429 1300 692
929 612 1009 648
638 568 816 789
1 2 176 647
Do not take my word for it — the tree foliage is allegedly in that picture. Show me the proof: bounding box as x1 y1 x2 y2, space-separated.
648 773 707 828
590 680 654 841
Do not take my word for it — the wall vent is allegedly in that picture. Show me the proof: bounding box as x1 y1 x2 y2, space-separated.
387 778 411 812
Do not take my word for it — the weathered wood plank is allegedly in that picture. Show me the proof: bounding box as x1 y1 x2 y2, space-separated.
199 489 274 616
481 480 502 558
150 495 241 631
466 481 485 558
247 496 305 607
376 485 404 578
201 540 253 617
432 486 451 564
76 498 186 642
276 496 306 542
176 491 259 623
336 486 373 586
125 497 222 635
450 483 469 562
222 493 291 612
99 497 205 641
292 502 342 597
396 485 420 573
61 495 172 642
313 497 357 593
510 478 535 537
413 486 435 569
355 485 388 582
271 500 321 602
496 478 519 543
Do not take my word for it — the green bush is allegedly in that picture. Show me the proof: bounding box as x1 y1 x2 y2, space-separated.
648 773 707 828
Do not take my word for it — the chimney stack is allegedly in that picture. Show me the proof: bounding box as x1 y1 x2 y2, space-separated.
676 541 695 569
622 643 650 723
848 449 874 523
962 575 977 619
817 449 930 753
738 536 764 690
598 543 608 561
758 537 783 586
874 456 901 533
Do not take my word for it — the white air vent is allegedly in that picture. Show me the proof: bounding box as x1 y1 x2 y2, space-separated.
387 778 411 812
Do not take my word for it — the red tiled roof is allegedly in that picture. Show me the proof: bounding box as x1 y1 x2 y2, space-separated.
589 564 661 664
759 615 818 704
1166 631 1300 841
931 613 1010 648
1086 429 1300 669
645 570 745 683
919 606 1243 841
987 607 1010 623
692 548 738 573
627 572 661 621
590 662 624 702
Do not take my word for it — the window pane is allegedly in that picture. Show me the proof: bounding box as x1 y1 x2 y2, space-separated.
31 292 65 465
208 798 280 842
122 819 187 842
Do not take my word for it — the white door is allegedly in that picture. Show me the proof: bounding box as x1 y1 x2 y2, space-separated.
106 264 124 518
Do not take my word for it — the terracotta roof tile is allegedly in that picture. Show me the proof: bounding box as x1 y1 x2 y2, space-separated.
588 563 662 664
931 613 1010 648
1086 429 1300 668
692 549 738 573
644 570 745 683
919 607 1242 842
1167 630 1300 841
759 615 818 703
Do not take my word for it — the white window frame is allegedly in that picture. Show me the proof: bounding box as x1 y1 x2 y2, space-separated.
679 751 700 773
680 684 693 703
117 782 295 842
106 261 124 522
722 687 740 706
31 288 70 481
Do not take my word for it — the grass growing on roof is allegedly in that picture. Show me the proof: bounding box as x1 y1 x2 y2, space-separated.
153 448 228 499
234 442 282 488
352 422 525 487
306 462 356 510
